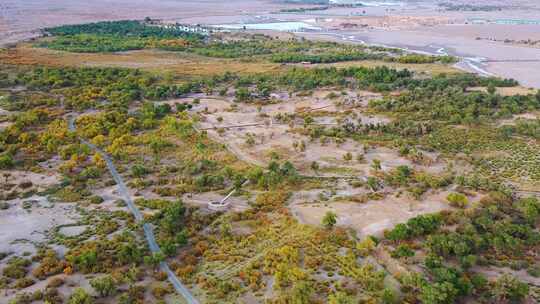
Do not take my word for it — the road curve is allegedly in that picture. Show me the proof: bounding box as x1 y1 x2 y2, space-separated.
68 115 199 304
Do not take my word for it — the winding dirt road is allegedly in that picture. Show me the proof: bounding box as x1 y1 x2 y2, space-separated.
68 115 199 304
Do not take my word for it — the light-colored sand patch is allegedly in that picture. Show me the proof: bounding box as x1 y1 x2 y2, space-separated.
58 225 89 237
472 266 540 286
0 121 12 130
0 108 11 115
0 195 79 255
291 190 481 238
1 170 61 190
468 86 536 96
89 184 132 213
498 112 539 126
175 93 421 176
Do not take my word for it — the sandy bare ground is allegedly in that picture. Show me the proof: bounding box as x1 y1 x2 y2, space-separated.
290 187 482 238
498 111 539 126
472 266 540 287
0 106 15 130
1 169 61 191
0 195 79 256
468 86 536 96
0 168 74 257
0 121 12 130
166 92 447 178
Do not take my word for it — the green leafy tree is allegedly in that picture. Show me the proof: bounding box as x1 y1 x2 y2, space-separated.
420 282 458 304
90 275 116 297
328 291 355 304
235 87 251 102
487 83 496 95
131 164 148 177
144 252 165 270
446 192 468 208
310 161 320 173
160 200 186 233
366 176 380 192
515 197 540 223
0 153 14 169
68 288 94 304
290 281 313 304
371 159 382 171
491 274 529 303
322 211 337 229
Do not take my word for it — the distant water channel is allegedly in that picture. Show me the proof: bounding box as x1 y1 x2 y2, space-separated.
214 21 320 31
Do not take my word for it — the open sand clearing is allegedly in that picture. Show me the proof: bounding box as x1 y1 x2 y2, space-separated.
0 195 79 255
171 92 446 177
1 169 61 191
171 92 448 177
498 111 540 125
291 188 482 238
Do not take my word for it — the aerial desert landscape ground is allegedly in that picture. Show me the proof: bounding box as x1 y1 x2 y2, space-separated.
1 1 540 303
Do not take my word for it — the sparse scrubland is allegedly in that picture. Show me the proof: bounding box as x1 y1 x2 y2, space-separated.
0 20 539 303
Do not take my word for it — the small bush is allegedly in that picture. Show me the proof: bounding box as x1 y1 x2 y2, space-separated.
89 196 104 204
47 277 65 288
15 277 35 289
3 257 30 279
446 192 468 208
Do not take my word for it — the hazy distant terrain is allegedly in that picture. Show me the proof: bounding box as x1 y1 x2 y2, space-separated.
2 0 540 87
0 0 280 46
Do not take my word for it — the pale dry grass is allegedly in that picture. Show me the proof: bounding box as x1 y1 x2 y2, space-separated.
468 86 536 96
1 43 462 80
0 44 281 78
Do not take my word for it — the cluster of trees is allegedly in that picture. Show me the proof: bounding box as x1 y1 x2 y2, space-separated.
278 6 329 13
66 234 146 274
14 67 211 109
385 213 443 241
390 54 457 64
0 91 59 112
370 84 539 124
270 50 381 63
272 65 412 91
40 34 149 53
427 195 540 266
188 40 276 58
45 20 202 39
39 21 457 69
439 2 504 12
390 193 539 303
41 20 203 53
247 161 299 190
